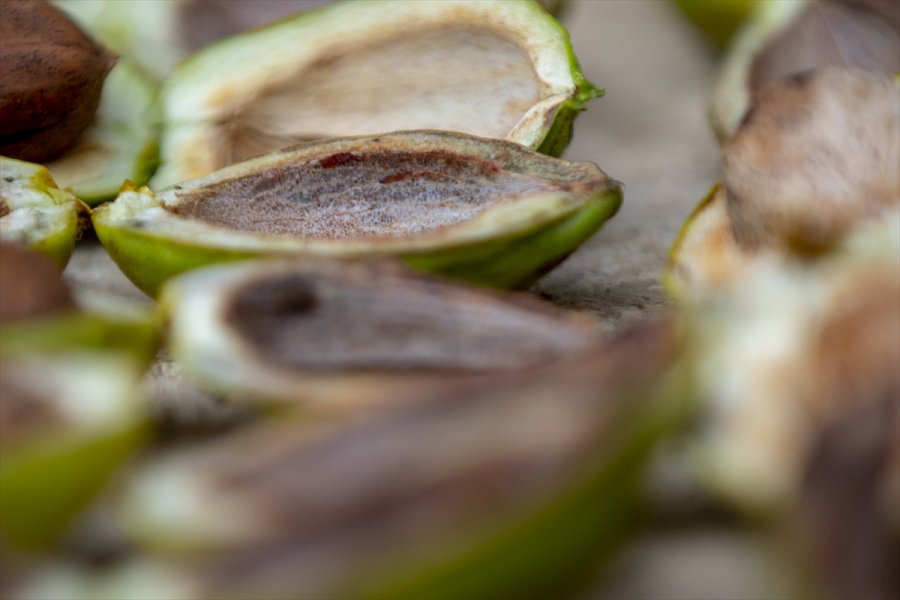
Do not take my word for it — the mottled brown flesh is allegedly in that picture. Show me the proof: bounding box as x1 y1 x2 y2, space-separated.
172 150 565 239
225 264 595 373
724 68 899 249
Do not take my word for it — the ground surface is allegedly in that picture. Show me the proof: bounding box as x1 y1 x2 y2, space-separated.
533 0 720 329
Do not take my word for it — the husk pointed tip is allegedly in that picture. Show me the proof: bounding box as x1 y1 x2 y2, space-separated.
577 81 604 104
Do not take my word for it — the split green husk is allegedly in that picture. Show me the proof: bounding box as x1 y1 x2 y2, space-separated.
93 130 622 297
52 319 690 600
0 352 148 550
150 0 600 187
158 257 601 412
0 158 87 267
44 58 160 206
0 244 157 551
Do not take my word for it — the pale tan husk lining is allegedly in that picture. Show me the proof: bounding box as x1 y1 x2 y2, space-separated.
214 25 542 167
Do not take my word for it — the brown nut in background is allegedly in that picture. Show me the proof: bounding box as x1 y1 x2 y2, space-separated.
0 0 116 163
723 68 899 252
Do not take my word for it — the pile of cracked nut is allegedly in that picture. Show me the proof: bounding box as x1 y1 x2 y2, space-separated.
0 1 897 599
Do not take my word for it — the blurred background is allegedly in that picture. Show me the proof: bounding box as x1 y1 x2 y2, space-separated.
533 0 721 331
541 4 789 598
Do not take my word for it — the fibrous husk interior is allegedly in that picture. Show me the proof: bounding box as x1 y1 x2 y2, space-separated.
173 150 569 239
214 26 541 167
226 270 592 372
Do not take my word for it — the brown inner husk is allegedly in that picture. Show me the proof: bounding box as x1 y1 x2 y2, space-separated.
225 270 592 373
750 1 900 95
172 149 566 239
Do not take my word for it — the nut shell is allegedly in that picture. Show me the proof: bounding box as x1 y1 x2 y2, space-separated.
0 0 116 162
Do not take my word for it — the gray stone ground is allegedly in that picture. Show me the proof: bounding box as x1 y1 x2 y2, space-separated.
61 1 794 597
534 0 721 329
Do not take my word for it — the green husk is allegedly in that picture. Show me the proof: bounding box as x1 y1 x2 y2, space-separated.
93 131 622 296
0 312 159 367
0 353 149 551
355 366 693 600
45 59 160 206
95 198 621 296
0 158 87 268
672 0 760 50
0 420 147 550
151 0 599 186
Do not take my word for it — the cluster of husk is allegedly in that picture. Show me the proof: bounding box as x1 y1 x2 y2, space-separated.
0 244 157 553
667 41 899 598
7 312 691 600
48 0 615 295
10 0 900 597
0 251 694 598
0 3 688 600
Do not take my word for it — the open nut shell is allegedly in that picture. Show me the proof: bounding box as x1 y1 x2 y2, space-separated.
150 0 599 186
93 130 622 296
159 257 601 413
